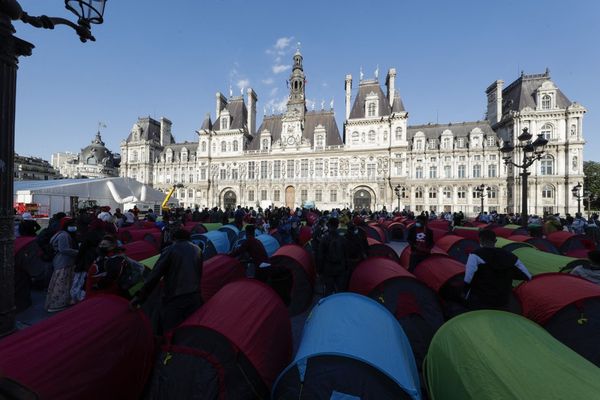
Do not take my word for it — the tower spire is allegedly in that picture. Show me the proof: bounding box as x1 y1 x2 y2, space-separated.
286 45 306 116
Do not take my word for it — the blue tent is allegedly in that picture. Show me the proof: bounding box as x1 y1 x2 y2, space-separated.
218 224 240 247
272 293 421 399
256 234 280 257
192 231 231 260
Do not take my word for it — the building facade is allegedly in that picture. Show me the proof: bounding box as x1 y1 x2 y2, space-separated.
52 132 120 179
14 154 59 181
120 51 586 216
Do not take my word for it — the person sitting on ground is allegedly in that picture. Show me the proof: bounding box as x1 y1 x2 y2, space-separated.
570 250 600 285
130 228 203 335
230 224 269 277
317 218 348 295
406 215 434 272
18 212 41 237
464 229 531 311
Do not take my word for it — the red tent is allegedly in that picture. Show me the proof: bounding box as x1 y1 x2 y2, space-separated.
413 254 465 293
0 295 154 400
306 211 319 226
547 231 595 257
379 221 406 240
360 225 387 243
269 244 316 315
147 280 292 398
118 227 160 243
428 219 450 230
201 254 245 302
432 235 479 264
299 225 312 246
400 246 411 270
514 273 600 366
452 227 480 241
367 240 401 263
509 234 560 254
122 239 159 261
183 222 208 234
350 257 419 295
430 228 448 243
492 226 516 238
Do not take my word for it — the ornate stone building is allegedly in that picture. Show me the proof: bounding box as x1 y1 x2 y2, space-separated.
52 132 120 179
120 51 585 216
14 154 59 181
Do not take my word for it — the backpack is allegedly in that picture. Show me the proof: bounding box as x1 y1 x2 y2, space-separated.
117 256 145 294
325 233 345 267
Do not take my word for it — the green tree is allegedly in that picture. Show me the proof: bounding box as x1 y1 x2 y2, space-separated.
584 161 600 210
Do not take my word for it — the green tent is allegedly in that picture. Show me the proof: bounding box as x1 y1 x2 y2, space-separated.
495 237 533 252
141 254 160 270
512 247 587 276
424 311 600 400
504 224 523 230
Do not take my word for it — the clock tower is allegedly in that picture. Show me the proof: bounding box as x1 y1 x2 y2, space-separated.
282 45 306 147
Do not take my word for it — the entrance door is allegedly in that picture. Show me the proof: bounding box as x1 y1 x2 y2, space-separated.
223 190 236 209
285 186 295 209
353 189 371 210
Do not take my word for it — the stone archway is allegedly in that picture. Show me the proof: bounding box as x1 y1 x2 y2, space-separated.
222 190 236 209
353 189 372 210
285 186 295 209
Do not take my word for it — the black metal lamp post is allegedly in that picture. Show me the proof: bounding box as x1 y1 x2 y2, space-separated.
500 128 548 227
393 184 403 212
572 182 583 215
0 0 106 336
475 184 491 215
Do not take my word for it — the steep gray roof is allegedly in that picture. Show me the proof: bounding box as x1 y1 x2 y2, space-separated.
200 114 212 131
125 117 168 143
248 110 343 150
349 80 403 118
407 120 495 140
213 96 248 131
501 72 571 115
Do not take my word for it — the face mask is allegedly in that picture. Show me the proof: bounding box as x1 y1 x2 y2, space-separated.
415 223 422 228
67 226 77 233
353 229 359 234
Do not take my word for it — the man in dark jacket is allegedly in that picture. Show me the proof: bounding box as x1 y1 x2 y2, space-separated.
318 218 347 295
464 229 531 310
130 228 203 334
230 224 269 278
406 215 434 272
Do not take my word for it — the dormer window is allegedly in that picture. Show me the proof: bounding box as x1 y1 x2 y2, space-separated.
262 138 269 150
315 135 324 148
365 91 379 117
541 94 551 110
487 137 495 147
220 112 230 130
395 127 403 140
367 102 376 117
457 138 465 148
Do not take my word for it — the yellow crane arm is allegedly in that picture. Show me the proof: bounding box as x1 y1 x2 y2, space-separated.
161 184 183 210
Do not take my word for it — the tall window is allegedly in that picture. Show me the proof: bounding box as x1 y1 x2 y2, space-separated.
395 127 403 140
330 160 338 176
287 160 294 177
260 161 268 179
472 164 481 178
131 150 138 162
541 94 551 110
221 116 229 130
444 165 451 178
368 130 376 143
248 190 254 201
273 190 280 202
200 168 206 180
489 186 497 199
367 102 376 117
367 163 376 177
315 135 324 148
429 166 437 179
330 189 337 202
428 188 437 199
248 161 255 179
273 160 281 179
351 132 359 144
542 185 554 198
415 187 424 199
487 137 495 147
488 164 497 178
415 140 423 150
262 138 269 150
457 138 465 148
220 169 226 180
261 190 267 201
540 155 554 175
416 166 423 179
233 140 239 151
315 189 322 202
221 141 227 152
395 162 402 175
301 190 308 202
201 141 207 152
443 187 452 199
315 159 324 177
458 165 466 178
540 123 553 140
301 159 309 178
443 137 451 149
231 169 238 180
457 186 466 199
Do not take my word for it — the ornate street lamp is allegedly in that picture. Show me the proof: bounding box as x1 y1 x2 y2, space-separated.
0 0 107 336
393 184 404 212
474 184 491 215
572 182 583 215
501 128 548 227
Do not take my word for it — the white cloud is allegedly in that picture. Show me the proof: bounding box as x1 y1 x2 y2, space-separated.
274 36 293 50
269 87 279 97
322 82 328 88
262 78 274 85
265 96 289 113
272 64 291 74
236 79 250 91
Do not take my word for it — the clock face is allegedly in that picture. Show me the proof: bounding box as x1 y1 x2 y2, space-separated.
287 136 296 145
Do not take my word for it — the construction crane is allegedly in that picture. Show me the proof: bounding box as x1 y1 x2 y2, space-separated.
161 183 184 213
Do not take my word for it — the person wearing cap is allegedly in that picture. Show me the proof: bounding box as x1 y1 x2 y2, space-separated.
406 215 434 272
45 217 79 312
18 212 41 237
464 229 531 310
570 250 600 285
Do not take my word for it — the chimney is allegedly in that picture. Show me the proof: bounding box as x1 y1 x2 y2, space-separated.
215 92 227 120
160 117 172 146
485 80 504 124
345 74 352 120
247 88 257 135
386 68 396 107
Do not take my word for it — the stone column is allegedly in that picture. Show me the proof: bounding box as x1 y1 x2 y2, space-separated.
0 13 33 336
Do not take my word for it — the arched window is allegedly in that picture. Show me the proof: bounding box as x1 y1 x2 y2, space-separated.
428 187 437 199
221 141 227 152
415 187 424 199
351 131 359 144
395 127 403 140
443 137 451 149
540 155 554 175
201 141 207 152
368 130 376 143
457 186 466 199
367 102 376 117
443 186 452 199
542 185 554 198
415 139 423 150
233 140 239 151
541 94 551 110
429 166 437 179
540 123 553 140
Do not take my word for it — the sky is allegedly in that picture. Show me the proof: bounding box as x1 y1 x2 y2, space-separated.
13 0 600 161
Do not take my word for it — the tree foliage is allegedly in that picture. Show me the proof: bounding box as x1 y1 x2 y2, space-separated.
584 161 600 209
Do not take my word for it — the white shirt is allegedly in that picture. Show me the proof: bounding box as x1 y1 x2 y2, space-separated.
464 252 532 284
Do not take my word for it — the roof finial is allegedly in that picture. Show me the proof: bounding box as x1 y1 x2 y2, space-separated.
229 84 233 98
240 86 244 96
97 121 107 134
330 98 334 110
375 64 379 80
360 66 364 81
321 99 325 110
311 101 315 111
295 41 301 55
263 106 267 116
545 67 550 77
